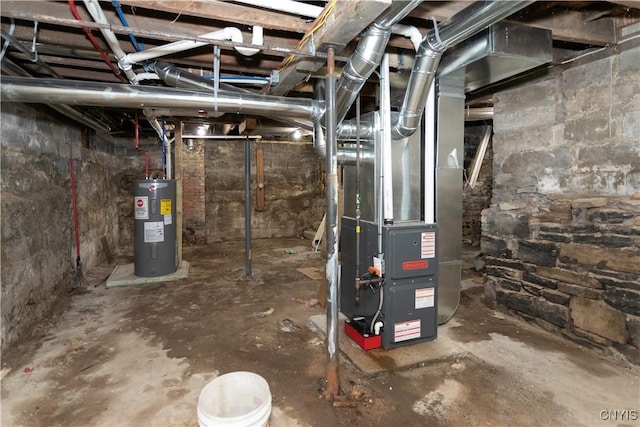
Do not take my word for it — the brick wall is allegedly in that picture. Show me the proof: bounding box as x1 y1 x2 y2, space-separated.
181 139 206 245
482 46 640 360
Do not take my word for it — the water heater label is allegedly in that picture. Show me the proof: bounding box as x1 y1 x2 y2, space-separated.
394 319 421 342
415 287 435 309
134 196 149 220
421 232 436 258
164 214 172 225
160 199 172 215
144 221 164 243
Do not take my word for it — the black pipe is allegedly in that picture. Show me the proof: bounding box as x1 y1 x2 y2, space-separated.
245 136 252 276
325 47 340 400
354 95 362 304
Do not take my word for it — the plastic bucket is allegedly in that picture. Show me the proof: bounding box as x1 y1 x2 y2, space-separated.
197 371 272 427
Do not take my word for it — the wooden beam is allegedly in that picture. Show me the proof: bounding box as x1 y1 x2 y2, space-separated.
120 0 309 33
269 0 392 96
514 6 617 45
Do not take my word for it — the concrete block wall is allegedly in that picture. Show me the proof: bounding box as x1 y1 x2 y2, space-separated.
0 103 126 356
205 140 323 242
482 46 640 359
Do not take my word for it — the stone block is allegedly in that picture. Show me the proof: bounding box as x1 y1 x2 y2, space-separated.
623 110 640 138
499 201 527 211
517 240 559 267
538 232 571 243
570 297 629 344
534 299 569 327
541 289 571 306
573 327 612 346
619 47 640 73
496 290 536 317
594 275 640 291
484 278 497 305
484 212 530 239
628 316 640 349
560 243 640 274
564 114 611 142
570 198 608 209
557 282 604 299
481 235 512 258
573 233 633 248
485 266 522 281
522 283 543 296
536 266 602 288
496 278 522 292
484 256 531 271
562 56 612 91
604 286 640 316
588 209 635 224
523 271 559 289
577 142 640 171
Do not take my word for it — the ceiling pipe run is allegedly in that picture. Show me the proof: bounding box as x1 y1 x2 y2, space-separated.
122 26 264 70
150 61 314 131
1 48 111 133
0 76 324 121
334 0 423 124
391 0 534 139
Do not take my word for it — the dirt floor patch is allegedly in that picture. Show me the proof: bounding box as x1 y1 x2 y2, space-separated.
2 239 638 426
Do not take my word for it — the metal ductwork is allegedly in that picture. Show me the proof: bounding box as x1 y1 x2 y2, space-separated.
391 0 534 139
150 61 314 131
0 76 324 121
334 0 423 124
0 47 111 134
438 22 553 92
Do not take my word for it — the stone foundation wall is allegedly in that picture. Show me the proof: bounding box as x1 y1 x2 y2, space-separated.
0 103 132 355
205 140 323 242
482 46 640 359
463 124 493 246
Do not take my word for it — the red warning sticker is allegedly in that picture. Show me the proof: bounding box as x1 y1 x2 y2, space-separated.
402 260 428 270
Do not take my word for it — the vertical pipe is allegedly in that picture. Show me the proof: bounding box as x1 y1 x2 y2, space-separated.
380 54 393 224
325 47 340 400
175 121 183 264
245 136 252 276
424 82 436 224
354 95 361 304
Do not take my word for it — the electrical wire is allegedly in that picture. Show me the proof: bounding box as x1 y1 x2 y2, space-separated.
0 18 16 61
111 0 144 51
68 0 128 83
279 0 337 70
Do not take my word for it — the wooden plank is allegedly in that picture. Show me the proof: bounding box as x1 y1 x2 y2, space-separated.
255 145 265 211
120 0 309 33
297 267 323 281
269 0 392 96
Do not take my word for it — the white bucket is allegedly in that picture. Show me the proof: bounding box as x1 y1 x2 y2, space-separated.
197 371 272 427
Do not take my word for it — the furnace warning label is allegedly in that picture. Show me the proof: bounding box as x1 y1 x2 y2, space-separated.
134 196 149 220
160 199 172 215
144 221 165 243
415 287 435 309
394 320 421 342
421 231 436 258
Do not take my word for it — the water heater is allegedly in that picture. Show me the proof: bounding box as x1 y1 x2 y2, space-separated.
133 179 177 277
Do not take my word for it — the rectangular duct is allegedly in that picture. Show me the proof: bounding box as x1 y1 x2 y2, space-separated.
438 22 553 91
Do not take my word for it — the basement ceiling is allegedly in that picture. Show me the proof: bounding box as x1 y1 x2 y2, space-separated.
1 1 639 136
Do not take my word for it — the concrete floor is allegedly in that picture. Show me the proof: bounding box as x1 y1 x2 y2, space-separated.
2 238 638 426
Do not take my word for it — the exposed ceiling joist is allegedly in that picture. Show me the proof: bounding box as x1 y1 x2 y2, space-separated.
267 0 392 96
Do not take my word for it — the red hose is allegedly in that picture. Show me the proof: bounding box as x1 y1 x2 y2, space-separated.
68 0 128 83
135 111 150 178
69 156 81 260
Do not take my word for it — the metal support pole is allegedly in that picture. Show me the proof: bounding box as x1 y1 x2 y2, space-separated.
325 47 340 400
245 136 252 276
